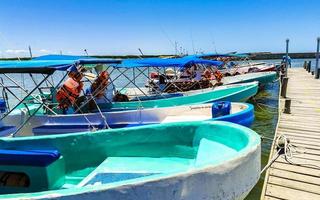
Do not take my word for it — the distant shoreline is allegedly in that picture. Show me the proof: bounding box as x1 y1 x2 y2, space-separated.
0 52 317 60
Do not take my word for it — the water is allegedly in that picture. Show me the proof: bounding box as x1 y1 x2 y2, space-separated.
245 58 316 199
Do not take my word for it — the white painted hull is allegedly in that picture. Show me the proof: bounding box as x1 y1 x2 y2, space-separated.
4 103 251 136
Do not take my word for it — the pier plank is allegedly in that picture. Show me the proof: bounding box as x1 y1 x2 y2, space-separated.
269 168 320 185
268 176 320 194
261 68 320 200
265 184 320 200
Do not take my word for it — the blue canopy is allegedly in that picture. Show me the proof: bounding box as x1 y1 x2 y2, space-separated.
0 59 121 74
119 57 223 68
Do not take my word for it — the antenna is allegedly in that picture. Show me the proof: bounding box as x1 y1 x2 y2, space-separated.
138 48 144 56
84 49 89 56
210 31 218 54
159 26 176 54
175 41 178 56
28 45 32 59
190 31 195 54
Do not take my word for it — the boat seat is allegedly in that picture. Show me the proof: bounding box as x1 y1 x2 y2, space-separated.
0 126 16 137
0 149 65 194
0 149 60 167
195 138 237 166
78 156 194 187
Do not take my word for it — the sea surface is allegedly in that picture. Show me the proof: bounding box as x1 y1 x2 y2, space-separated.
245 58 316 199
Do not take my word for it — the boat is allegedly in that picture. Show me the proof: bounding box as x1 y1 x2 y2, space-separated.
220 71 277 86
189 53 276 74
5 101 254 136
99 81 258 110
0 120 261 199
0 58 258 136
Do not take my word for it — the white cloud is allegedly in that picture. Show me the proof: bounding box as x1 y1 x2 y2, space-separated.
39 49 50 53
5 49 28 54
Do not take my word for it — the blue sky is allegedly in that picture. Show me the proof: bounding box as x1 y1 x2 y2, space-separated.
0 0 320 57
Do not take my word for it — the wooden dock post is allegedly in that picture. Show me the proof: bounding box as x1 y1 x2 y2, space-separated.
303 61 307 69
307 61 311 73
315 37 320 79
280 77 288 98
283 98 291 114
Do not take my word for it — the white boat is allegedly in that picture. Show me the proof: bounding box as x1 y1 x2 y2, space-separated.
4 102 254 136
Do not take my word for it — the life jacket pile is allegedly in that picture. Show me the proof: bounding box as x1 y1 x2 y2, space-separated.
56 77 83 109
203 69 213 80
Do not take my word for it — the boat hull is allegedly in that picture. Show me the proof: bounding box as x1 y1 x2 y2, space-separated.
102 82 258 110
0 121 261 200
4 102 254 136
221 72 277 86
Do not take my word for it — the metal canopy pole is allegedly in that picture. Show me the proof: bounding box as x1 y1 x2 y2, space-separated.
2 74 57 115
315 37 320 79
0 73 51 121
285 39 289 77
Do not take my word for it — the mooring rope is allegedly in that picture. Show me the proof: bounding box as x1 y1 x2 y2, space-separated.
260 133 320 174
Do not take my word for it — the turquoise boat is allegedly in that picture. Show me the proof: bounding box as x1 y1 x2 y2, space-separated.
98 81 258 110
0 121 261 199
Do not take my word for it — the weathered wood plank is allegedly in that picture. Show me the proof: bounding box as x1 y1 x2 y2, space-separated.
269 168 320 185
265 184 320 200
274 158 320 172
268 176 320 194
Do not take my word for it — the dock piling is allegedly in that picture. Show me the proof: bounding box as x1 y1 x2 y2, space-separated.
280 77 289 98
303 61 307 69
283 98 291 114
307 61 311 73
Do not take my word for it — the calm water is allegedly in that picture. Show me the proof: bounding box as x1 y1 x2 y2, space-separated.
245 58 316 199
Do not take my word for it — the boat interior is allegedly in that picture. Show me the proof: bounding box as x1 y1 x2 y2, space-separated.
0 121 250 197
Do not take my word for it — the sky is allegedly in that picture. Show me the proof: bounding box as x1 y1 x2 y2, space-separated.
0 0 320 58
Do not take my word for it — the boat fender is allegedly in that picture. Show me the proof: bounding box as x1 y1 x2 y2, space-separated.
212 101 231 118
0 99 6 113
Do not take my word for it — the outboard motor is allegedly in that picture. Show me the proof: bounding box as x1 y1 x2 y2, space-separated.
212 101 231 118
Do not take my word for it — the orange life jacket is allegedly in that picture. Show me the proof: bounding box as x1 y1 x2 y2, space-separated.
56 78 83 109
214 70 223 82
90 71 109 98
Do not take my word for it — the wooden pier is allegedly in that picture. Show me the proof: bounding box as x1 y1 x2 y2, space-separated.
261 68 320 200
